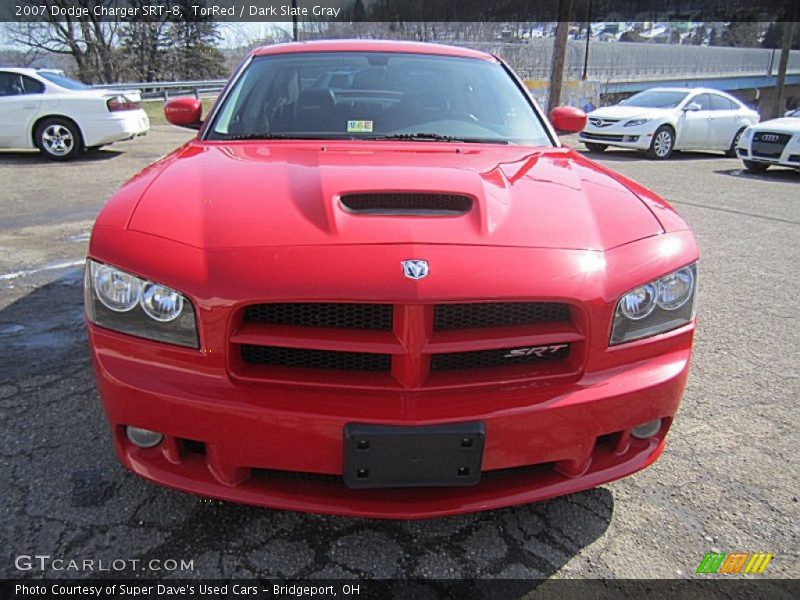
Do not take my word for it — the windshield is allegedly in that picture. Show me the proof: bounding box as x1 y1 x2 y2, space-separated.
789 109 800 118
38 71 90 90
207 52 551 145
621 90 689 109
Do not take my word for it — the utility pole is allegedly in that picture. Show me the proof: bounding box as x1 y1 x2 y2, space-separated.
548 0 572 114
292 0 299 41
582 0 592 80
772 11 797 119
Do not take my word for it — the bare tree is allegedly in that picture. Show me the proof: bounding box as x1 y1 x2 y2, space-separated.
8 1 122 83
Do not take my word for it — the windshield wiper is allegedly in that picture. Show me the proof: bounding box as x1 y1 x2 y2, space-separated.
217 133 351 141
218 133 297 140
365 132 508 144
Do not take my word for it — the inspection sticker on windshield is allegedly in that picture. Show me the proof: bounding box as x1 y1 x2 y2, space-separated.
347 120 373 133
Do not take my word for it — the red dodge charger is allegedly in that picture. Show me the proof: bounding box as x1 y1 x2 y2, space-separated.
85 41 698 518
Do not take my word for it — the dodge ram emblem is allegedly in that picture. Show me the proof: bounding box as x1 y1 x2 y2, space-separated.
402 260 429 280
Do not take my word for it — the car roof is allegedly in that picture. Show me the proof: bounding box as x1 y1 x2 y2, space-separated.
0 67 40 76
643 87 733 95
251 39 497 62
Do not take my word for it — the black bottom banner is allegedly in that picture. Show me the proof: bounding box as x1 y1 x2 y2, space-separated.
2 579 799 600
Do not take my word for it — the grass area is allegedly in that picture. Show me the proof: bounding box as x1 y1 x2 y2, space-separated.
141 97 217 126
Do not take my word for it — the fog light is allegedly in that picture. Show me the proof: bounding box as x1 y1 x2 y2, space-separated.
126 426 163 448
631 419 662 439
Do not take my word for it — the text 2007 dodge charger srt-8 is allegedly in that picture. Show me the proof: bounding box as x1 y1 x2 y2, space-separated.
85 41 698 519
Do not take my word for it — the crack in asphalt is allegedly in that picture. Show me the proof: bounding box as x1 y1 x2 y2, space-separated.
669 199 800 226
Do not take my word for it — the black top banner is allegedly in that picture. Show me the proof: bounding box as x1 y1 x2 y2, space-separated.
0 0 798 23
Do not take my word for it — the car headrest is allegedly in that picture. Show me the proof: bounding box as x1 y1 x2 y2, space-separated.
352 68 387 90
296 88 336 112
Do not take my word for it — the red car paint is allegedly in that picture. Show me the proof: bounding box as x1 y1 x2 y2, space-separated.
86 41 698 519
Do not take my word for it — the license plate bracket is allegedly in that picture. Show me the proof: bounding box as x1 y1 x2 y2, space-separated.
343 422 485 489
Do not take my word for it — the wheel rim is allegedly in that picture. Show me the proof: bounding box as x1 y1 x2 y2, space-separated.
733 131 742 148
42 124 74 156
654 130 672 157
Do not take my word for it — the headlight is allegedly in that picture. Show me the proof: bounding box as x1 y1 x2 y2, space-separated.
85 260 198 348
610 263 697 345
656 267 695 310
93 263 140 312
140 282 184 322
741 127 753 140
624 118 650 127
618 283 657 320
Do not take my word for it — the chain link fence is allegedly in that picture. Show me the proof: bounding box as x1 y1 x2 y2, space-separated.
460 39 800 81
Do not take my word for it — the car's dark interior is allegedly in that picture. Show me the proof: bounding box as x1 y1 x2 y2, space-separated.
210 52 547 143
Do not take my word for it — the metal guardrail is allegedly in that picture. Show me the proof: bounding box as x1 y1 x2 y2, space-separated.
517 65 800 81
92 79 226 99
463 40 800 83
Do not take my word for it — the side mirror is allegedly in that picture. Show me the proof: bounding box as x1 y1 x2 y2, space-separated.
549 106 587 134
164 98 203 130
683 102 701 112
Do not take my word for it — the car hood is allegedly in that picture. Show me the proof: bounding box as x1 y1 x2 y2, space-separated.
752 117 800 134
588 106 674 121
125 141 664 251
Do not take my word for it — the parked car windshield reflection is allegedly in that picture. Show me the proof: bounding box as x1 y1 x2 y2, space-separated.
621 90 689 109
37 71 91 90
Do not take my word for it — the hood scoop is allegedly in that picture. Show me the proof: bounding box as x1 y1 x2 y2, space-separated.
340 193 473 216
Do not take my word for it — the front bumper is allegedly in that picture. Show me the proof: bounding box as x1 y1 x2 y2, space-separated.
579 127 654 150
89 322 693 519
737 136 800 169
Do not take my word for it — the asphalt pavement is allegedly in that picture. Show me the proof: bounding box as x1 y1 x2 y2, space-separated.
0 128 797 581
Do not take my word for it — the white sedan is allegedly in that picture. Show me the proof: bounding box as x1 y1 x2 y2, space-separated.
736 108 800 173
579 87 759 159
0 68 149 160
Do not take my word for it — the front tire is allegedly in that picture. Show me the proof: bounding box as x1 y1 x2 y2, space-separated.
726 128 745 157
584 142 608 153
35 118 82 161
646 126 674 160
743 160 769 173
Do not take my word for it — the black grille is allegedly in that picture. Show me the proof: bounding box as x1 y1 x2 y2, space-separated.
252 468 341 483
434 302 570 330
341 193 472 216
581 132 624 142
588 118 620 128
241 345 391 371
752 132 791 158
788 154 800 163
244 303 393 331
431 343 570 371
753 132 791 144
